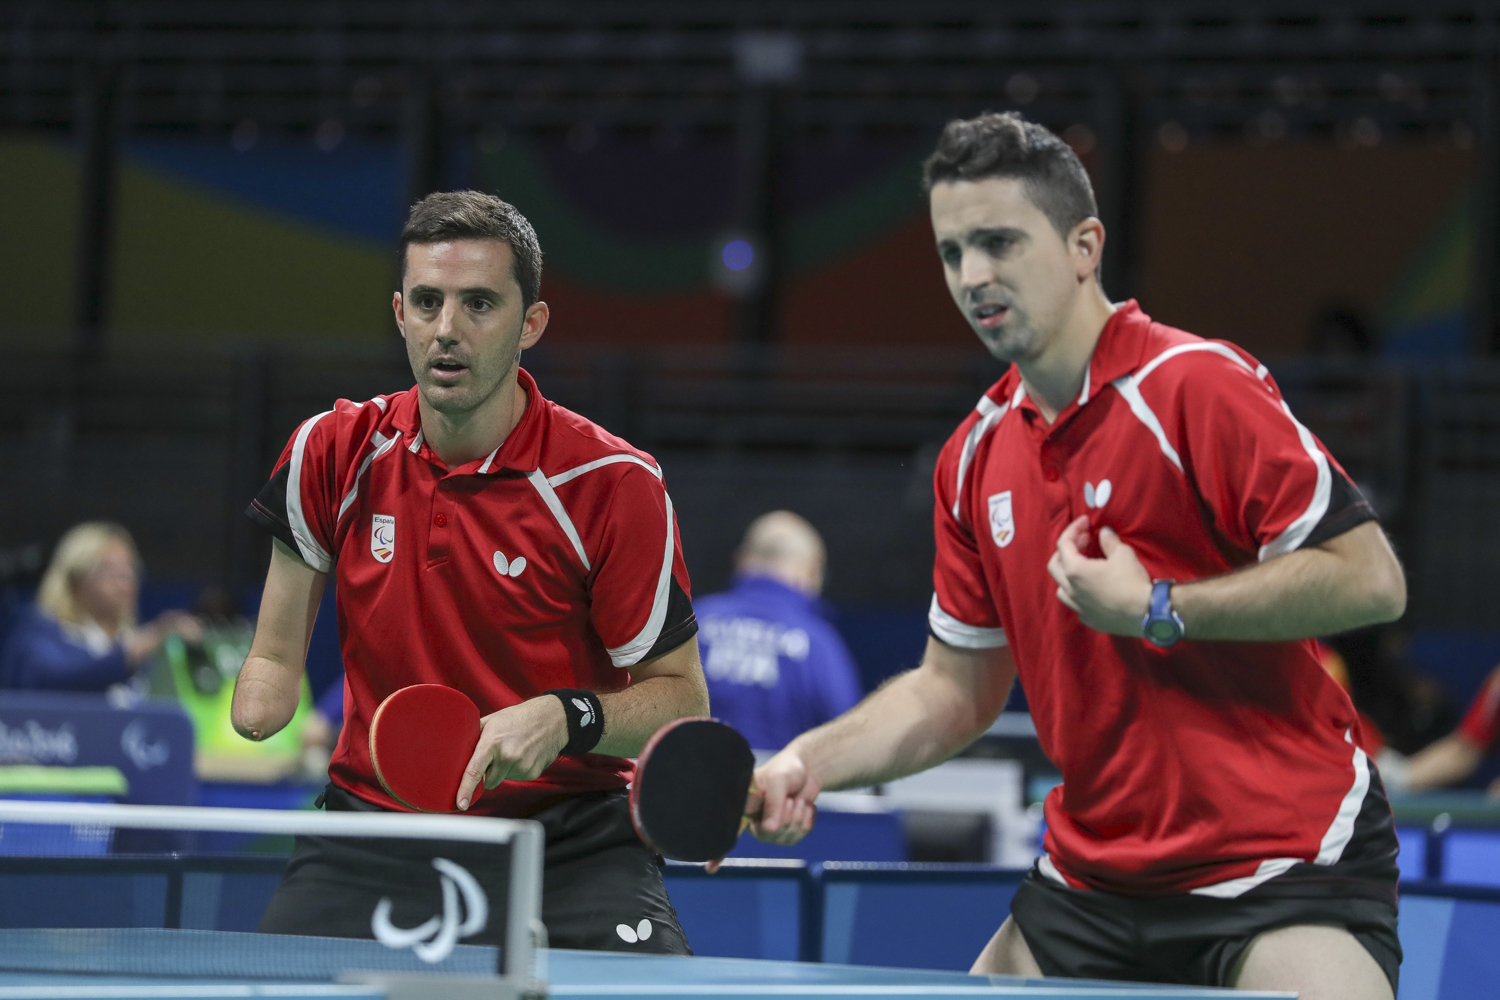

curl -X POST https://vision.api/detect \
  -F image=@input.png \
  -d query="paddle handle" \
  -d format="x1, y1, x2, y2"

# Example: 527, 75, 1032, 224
736, 780, 762, 836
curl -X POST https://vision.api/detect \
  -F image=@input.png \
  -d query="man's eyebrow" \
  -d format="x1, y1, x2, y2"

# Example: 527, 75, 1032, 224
964, 226, 1028, 245
407, 285, 504, 298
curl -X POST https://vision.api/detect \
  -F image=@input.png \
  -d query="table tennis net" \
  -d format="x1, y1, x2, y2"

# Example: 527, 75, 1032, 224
0, 800, 545, 988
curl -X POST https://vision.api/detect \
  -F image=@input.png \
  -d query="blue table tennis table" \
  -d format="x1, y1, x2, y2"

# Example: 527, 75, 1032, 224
0, 928, 1291, 1000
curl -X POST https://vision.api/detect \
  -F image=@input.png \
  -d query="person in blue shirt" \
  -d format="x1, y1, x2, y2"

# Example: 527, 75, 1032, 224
695, 511, 862, 751
0, 522, 199, 692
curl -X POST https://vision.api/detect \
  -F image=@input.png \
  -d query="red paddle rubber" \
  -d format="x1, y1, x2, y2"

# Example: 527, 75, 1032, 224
369, 684, 483, 813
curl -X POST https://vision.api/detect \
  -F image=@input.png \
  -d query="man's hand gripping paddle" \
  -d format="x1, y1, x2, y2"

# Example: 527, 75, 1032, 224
629, 718, 755, 863
369, 684, 484, 813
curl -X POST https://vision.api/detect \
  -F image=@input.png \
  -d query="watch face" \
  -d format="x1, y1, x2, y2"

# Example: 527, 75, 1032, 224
1148, 620, 1177, 644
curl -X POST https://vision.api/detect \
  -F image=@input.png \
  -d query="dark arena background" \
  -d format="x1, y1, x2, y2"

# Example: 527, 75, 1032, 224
1, 3, 1500, 992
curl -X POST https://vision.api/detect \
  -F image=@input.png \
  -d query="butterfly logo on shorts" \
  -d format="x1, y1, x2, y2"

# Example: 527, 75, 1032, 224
616, 918, 653, 944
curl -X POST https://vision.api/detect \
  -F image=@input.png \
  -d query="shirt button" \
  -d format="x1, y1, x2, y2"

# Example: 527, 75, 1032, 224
1043, 467, 1060, 483
434, 513, 448, 527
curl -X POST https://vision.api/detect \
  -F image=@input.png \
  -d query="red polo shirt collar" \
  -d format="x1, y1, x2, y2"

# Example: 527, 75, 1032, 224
1013, 300, 1152, 428
389, 367, 547, 476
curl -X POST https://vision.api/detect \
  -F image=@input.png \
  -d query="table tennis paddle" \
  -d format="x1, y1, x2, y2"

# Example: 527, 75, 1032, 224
629, 717, 755, 863
369, 684, 483, 813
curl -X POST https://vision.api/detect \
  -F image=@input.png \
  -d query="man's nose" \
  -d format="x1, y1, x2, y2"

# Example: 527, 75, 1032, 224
434, 301, 461, 343
959, 247, 994, 292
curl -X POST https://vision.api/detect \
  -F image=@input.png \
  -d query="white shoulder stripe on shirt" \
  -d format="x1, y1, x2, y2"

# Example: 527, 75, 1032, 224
1113, 343, 1332, 559
1257, 400, 1333, 561
927, 594, 1008, 649
527, 470, 591, 572
952, 386, 1024, 521
336, 430, 399, 522
548, 453, 662, 488
1109, 375, 1184, 472
605, 491, 679, 668
286, 410, 335, 573
1134, 341, 1255, 383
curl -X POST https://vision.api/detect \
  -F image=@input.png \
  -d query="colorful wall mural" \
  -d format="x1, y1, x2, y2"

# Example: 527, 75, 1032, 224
1140, 143, 1473, 357
0, 130, 1476, 358
0, 138, 79, 336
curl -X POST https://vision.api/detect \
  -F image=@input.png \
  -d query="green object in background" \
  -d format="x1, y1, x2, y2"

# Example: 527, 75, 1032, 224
0, 766, 128, 797
163, 629, 312, 760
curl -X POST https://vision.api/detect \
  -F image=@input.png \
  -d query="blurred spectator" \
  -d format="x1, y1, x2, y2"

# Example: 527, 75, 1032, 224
0, 522, 199, 692
1381, 664, 1500, 798
695, 511, 862, 751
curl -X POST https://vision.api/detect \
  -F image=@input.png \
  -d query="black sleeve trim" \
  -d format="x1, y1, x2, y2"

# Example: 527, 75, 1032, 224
245, 462, 300, 555
1302, 466, 1379, 549
641, 576, 699, 663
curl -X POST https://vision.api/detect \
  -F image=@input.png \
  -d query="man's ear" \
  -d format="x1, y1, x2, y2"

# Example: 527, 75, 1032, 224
1071, 218, 1106, 281
392, 291, 406, 339
520, 301, 550, 350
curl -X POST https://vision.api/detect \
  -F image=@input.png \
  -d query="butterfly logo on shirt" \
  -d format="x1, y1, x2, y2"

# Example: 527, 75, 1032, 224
1084, 480, 1112, 510
492, 550, 528, 578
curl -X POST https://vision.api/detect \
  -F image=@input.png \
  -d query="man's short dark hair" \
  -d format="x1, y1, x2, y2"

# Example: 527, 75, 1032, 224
922, 112, 1099, 241
400, 191, 543, 307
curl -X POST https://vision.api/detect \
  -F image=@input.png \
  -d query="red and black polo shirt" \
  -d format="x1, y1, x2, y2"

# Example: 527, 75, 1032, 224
248, 368, 697, 817
931, 301, 1380, 897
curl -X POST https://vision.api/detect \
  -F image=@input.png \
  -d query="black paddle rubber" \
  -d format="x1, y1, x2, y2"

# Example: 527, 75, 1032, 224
630, 718, 755, 863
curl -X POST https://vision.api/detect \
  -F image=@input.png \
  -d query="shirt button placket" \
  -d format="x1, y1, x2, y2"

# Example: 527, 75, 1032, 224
429, 489, 453, 564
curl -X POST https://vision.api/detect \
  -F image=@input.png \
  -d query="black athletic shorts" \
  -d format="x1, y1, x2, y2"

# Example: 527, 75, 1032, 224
258, 784, 691, 955
1010, 766, 1402, 994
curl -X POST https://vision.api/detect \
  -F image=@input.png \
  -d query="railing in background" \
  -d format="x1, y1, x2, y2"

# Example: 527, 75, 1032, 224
1, 344, 1498, 626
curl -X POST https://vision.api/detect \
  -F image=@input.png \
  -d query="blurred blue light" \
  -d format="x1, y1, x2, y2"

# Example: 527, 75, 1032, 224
721, 239, 755, 272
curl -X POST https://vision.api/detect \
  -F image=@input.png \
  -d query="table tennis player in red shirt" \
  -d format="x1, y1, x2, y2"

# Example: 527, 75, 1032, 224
1382, 663, 1500, 796
230, 190, 708, 955
737, 113, 1408, 1000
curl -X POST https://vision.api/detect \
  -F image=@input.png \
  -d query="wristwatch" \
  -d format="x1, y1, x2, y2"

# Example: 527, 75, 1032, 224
1142, 580, 1185, 647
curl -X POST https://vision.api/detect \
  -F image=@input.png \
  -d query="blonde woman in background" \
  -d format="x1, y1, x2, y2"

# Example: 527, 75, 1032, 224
0, 522, 200, 691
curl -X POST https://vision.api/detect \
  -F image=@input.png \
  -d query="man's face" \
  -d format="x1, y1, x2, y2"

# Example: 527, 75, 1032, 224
930, 177, 1085, 364
394, 239, 547, 417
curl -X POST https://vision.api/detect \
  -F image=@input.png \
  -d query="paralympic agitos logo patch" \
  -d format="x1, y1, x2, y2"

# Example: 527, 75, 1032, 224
988, 491, 1015, 548
371, 514, 395, 563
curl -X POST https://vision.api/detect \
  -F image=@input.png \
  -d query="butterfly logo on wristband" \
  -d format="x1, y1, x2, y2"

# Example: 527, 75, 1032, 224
572, 698, 594, 729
